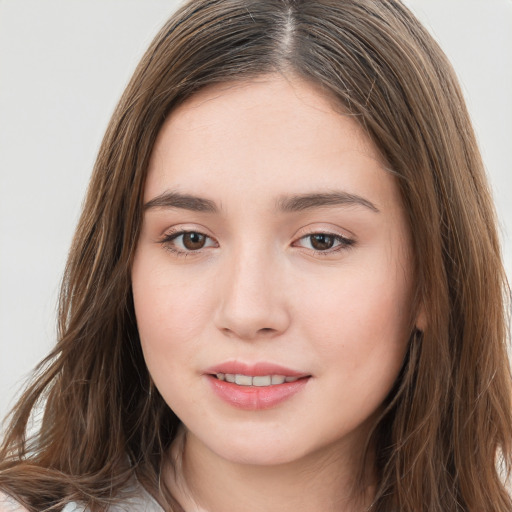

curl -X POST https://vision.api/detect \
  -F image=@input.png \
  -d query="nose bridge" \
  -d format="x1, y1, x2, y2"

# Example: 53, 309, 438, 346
214, 238, 290, 339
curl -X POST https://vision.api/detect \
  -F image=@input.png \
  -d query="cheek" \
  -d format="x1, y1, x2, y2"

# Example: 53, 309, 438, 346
296, 254, 413, 388
295, 273, 411, 435
131, 255, 214, 378
132, 266, 218, 419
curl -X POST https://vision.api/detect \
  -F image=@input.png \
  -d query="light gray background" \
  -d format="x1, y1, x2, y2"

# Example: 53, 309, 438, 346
1, 0, 511, 423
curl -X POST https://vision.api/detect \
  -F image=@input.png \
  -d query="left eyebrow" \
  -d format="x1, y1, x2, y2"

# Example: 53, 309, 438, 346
276, 191, 380, 213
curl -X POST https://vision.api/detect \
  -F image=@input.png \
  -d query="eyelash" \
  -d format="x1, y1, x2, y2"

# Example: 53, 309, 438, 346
294, 232, 355, 254
159, 229, 355, 257
159, 230, 218, 257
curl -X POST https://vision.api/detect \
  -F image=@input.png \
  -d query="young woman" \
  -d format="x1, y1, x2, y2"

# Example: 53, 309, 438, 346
1, 0, 511, 510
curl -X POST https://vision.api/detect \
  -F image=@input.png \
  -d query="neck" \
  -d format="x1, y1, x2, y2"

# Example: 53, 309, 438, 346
166, 427, 376, 512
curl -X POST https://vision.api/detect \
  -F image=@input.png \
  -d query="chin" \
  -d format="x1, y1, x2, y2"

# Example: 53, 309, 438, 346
216, 442, 304, 466
189, 424, 307, 466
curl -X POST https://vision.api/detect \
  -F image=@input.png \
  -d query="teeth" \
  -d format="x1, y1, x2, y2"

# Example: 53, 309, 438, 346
215, 373, 301, 387
253, 376, 271, 387
235, 374, 253, 386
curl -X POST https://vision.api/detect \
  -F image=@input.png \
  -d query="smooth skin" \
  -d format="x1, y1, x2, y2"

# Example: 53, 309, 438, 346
132, 74, 423, 511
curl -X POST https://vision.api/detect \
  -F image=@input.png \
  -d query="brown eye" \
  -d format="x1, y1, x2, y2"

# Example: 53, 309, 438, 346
182, 232, 207, 250
295, 232, 355, 253
309, 234, 336, 250
161, 230, 217, 256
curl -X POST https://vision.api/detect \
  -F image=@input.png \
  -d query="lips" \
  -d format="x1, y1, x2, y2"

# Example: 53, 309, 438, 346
204, 361, 308, 378
204, 361, 311, 410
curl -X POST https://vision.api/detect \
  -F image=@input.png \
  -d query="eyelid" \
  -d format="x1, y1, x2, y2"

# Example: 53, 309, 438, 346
293, 223, 355, 242
158, 222, 214, 238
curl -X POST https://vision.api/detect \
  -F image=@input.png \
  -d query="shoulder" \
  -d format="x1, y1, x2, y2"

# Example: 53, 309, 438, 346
106, 486, 163, 512
0, 492, 29, 512
0, 486, 163, 512
0, 492, 84, 512
0, 492, 86, 512
101, 489, 163, 512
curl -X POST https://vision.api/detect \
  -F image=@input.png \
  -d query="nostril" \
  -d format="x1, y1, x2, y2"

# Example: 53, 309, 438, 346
214, 297, 291, 340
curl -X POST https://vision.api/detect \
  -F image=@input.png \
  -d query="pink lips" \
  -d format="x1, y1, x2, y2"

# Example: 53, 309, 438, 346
204, 361, 311, 410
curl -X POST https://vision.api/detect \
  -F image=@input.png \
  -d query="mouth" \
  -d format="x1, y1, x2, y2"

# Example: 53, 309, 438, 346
212, 373, 306, 387
205, 363, 311, 410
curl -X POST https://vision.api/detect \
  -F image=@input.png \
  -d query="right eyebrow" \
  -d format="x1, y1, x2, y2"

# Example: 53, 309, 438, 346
143, 190, 218, 213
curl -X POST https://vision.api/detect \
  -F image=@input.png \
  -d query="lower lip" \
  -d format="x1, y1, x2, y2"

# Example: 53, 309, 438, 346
206, 375, 310, 410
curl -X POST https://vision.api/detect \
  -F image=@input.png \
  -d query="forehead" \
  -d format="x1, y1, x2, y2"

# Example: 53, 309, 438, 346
145, 74, 397, 211
152, 75, 382, 160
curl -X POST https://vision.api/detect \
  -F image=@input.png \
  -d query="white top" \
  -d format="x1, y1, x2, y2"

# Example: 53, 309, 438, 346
0, 483, 163, 512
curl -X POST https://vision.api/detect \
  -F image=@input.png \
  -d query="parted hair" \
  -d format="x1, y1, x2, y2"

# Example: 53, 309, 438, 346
1, 0, 511, 510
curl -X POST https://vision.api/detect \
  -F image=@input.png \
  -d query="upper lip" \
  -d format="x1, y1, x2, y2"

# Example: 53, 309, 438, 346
204, 361, 309, 378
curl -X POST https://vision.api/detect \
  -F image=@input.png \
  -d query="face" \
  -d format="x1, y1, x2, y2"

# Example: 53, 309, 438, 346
132, 75, 418, 467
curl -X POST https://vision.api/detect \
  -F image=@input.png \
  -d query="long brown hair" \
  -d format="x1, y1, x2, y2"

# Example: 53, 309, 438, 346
1, 1, 510, 510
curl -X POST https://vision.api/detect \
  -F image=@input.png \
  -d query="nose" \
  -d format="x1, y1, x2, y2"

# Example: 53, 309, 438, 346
214, 248, 291, 341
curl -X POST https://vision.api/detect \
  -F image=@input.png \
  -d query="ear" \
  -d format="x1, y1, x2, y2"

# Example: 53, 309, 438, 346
414, 300, 427, 332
